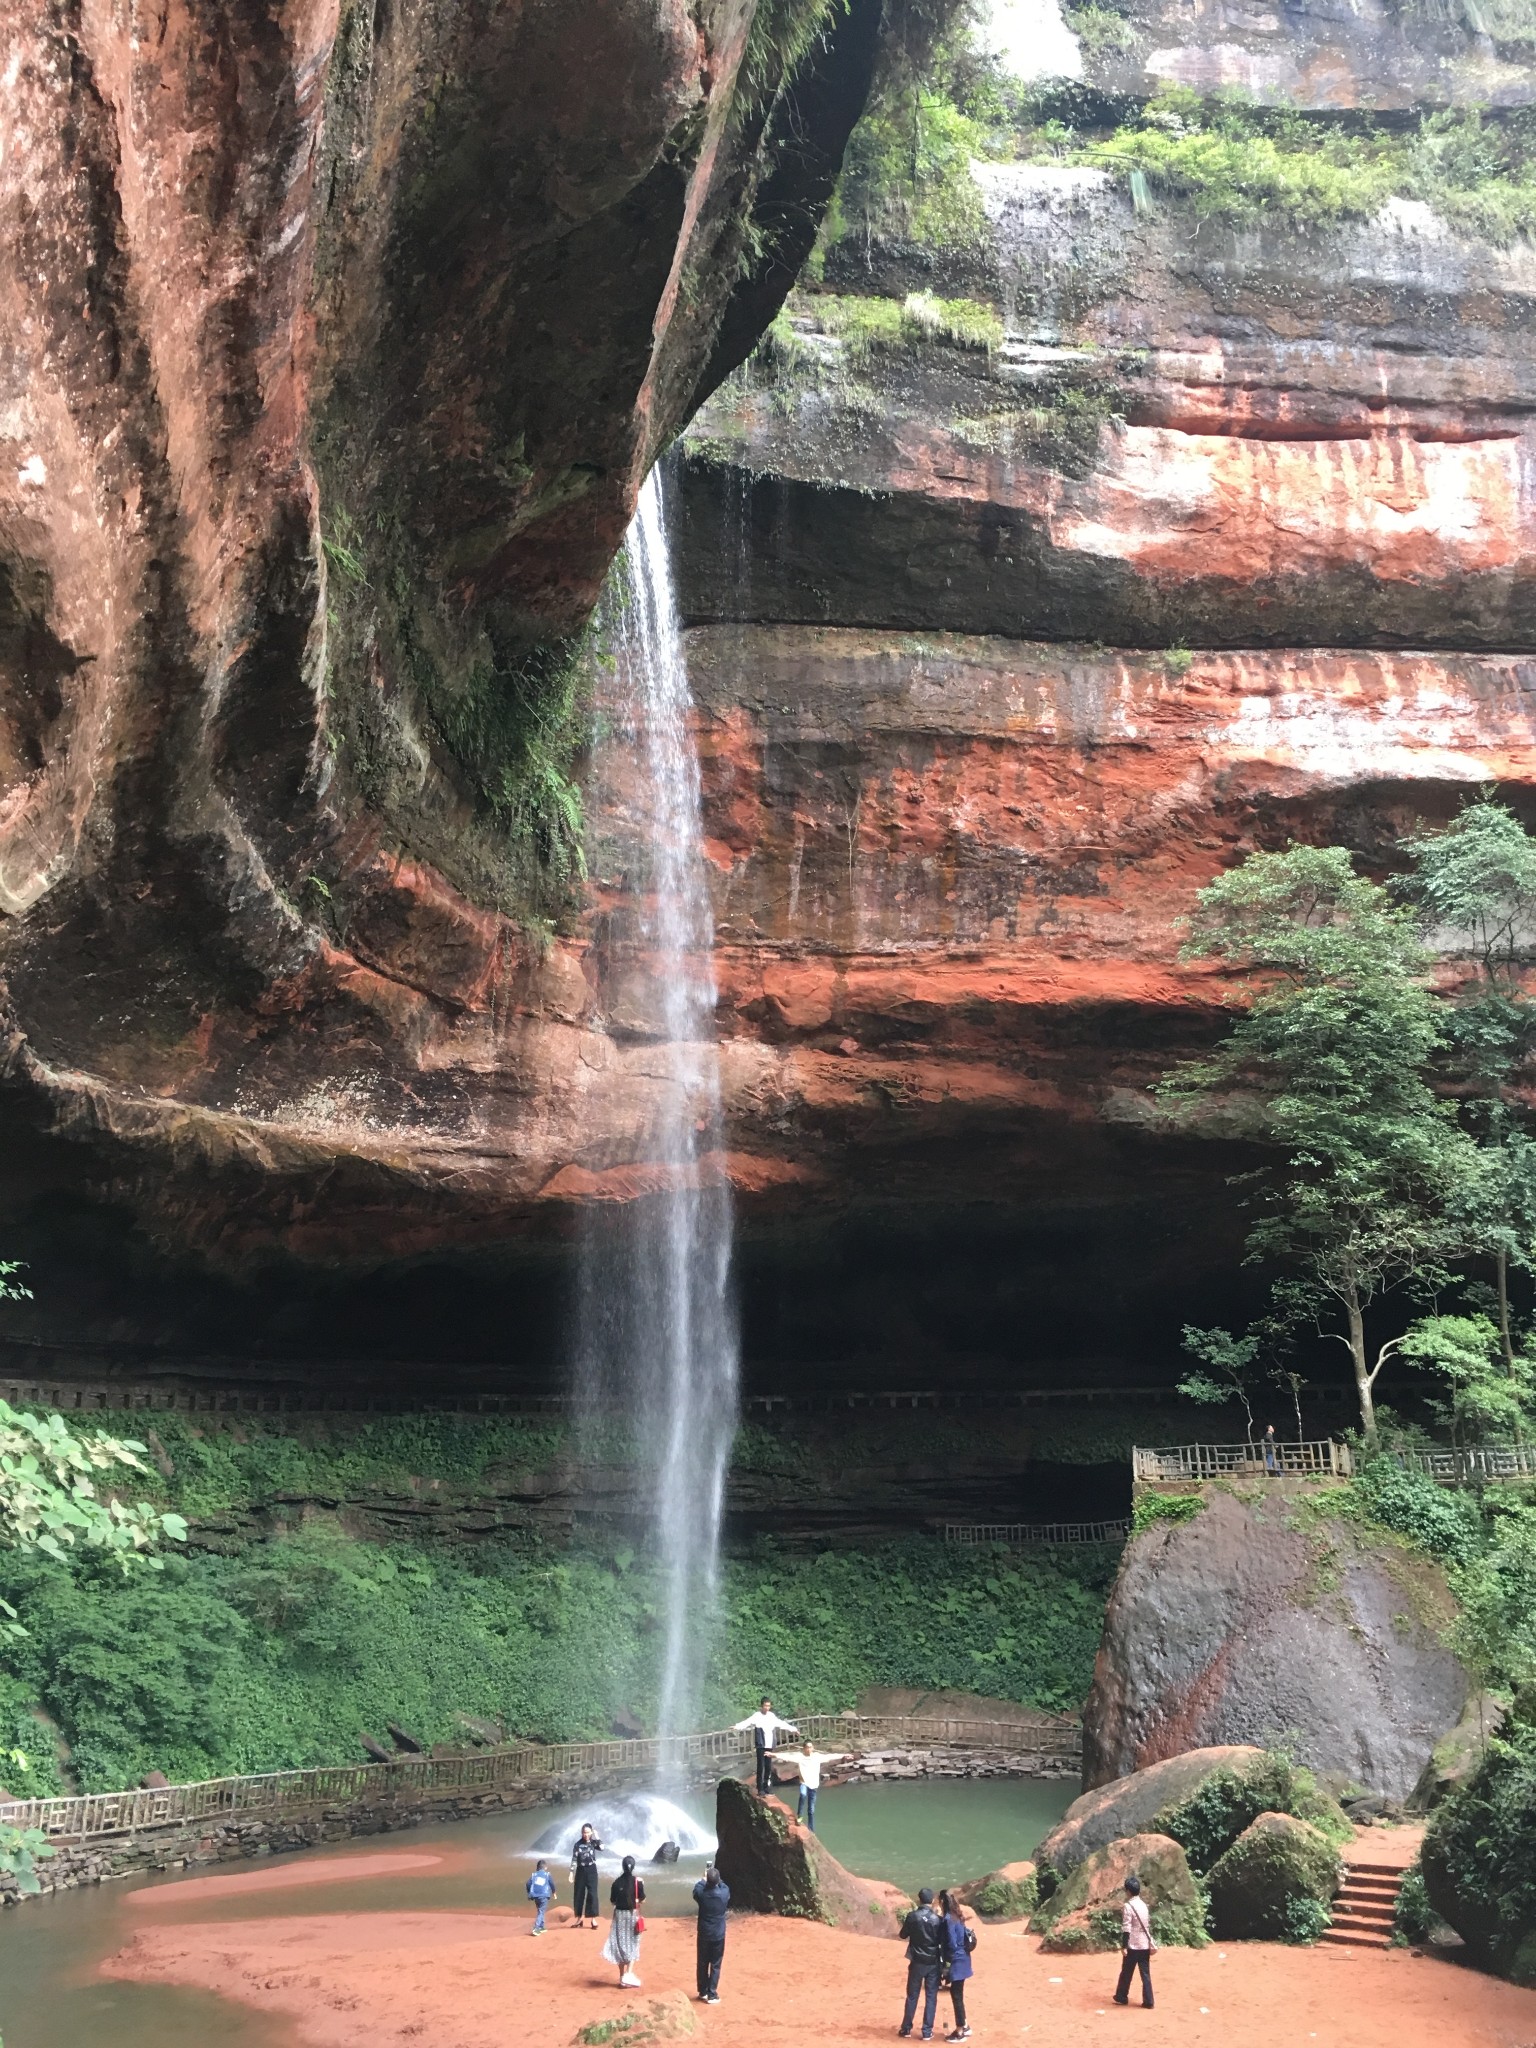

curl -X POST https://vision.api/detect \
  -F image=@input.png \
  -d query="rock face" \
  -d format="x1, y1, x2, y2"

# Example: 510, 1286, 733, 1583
1037, 1745, 1264, 1878
1083, 1490, 1470, 1799
713, 1775, 904, 1934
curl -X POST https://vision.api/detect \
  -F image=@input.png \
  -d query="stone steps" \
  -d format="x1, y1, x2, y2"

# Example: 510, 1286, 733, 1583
1320, 1859, 1408, 1949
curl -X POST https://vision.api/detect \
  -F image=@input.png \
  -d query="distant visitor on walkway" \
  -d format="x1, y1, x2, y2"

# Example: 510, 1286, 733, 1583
899, 1886, 947, 2041
1113, 1874, 1156, 2010
693, 1861, 730, 2002
794, 1738, 846, 1831
603, 1854, 646, 1988
735, 1696, 799, 1794
938, 1888, 975, 2041
570, 1823, 603, 1928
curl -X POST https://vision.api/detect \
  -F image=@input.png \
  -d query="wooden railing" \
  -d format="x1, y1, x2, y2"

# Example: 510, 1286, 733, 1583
0, 1713, 1080, 1843
1132, 1440, 1353, 1484
942, 1519, 1130, 1545
1397, 1443, 1536, 1483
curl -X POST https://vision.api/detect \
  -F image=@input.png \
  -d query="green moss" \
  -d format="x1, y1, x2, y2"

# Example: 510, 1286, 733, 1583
1155, 1752, 1352, 1870
1064, 3, 1138, 56
1131, 1490, 1204, 1536
1206, 1813, 1342, 1942
808, 291, 1001, 363
974, 1871, 1038, 1918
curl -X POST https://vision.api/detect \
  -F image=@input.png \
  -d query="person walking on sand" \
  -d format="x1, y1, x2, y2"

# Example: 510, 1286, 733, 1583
793, 1739, 845, 1832
1113, 1874, 1156, 2009
526, 1858, 556, 1935
898, 1887, 947, 2041
937, 1889, 975, 2041
734, 1695, 799, 1795
569, 1822, 603, 1929
603, 1854, 646, 1988
693, 1861, 731, 2003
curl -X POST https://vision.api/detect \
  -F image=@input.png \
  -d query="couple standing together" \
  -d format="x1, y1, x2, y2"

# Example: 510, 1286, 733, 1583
734, 1698, 843, 1830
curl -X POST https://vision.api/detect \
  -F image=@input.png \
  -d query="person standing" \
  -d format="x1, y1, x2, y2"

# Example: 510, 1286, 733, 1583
526, 1858, 556, 1935
1113, 1874, 1156, 2009
1262, 1423, 1280, 1475
937, 1889, 975, 2041
793, 1739, 846, 1832
693, 1862, 731, 2003
734, 1696, 799, 1795
569, 1823, 603, 1929
898, 1887, 946, 2040
602, 1854, 646, 1988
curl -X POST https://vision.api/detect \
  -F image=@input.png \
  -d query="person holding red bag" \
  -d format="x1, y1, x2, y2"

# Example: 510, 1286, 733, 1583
603, 1855, 646, 1988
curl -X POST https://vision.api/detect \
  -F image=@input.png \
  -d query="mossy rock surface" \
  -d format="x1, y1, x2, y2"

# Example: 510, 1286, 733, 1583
1154, 1751, 1352, 1870
1031, 1831, 1205, 1953
1037, 1746, 1264, 1879
713, 1777, 904, 1937
1206, 1812, 1342, 1941
955, 1860, 1037, 1920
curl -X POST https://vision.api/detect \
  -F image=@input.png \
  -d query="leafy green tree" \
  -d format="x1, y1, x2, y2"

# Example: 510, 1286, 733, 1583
1399, 1312, 1536, 1445
1177, 1325, 1261, 1439
1403, 796, 1536, 1372
1162, 846, 1482, 1439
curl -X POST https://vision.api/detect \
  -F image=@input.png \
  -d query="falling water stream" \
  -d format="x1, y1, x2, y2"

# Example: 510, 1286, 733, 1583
576, 466, 740, 1743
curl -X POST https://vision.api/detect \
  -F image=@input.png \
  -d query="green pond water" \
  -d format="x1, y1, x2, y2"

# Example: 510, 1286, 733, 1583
0, 1776, 1075, 2048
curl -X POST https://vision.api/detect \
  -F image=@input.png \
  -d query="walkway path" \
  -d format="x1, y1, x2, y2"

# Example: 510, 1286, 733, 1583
1323, 1824, 1423, 1952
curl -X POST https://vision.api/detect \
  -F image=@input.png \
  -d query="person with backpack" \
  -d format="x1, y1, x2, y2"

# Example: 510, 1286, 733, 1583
1113, 1874, 1157, 2009
602, 1854, 646, 1988
525, 1858, 556, 1935
692, 1862, 731, 2002
898, 1887, 947, 2040
937, 1889, 975, 2041
569, 1822, 603, 1929
733, 1696, 799, 1795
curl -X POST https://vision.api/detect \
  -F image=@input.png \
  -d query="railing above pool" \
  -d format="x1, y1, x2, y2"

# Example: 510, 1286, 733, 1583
1131, 1439, 1353, 1483
0, 1712, 1081, 1842
942, 1519, 1130, 1545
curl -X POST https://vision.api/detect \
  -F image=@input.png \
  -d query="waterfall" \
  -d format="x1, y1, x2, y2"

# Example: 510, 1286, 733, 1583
576, 466, 740, 1743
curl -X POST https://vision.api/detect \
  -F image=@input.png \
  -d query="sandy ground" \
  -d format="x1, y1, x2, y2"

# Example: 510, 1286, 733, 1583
103, 1903, 1536, 2048
124, 1851, 450, 1907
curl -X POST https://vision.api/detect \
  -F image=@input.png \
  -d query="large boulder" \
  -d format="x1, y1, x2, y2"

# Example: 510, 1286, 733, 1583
954, 1861, 1037, 1921
1206, 1813, 1343, 1942
713, 1777, 904, 1937
1037, 1747, 1264, 1880
1031, 1833, 1205, 1953
1152, 1751, 1351, 1871
1084, 1488, 1471, 1798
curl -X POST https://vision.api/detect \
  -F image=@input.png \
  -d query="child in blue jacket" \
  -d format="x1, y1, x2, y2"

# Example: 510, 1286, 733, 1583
527, 1858, 557, 1934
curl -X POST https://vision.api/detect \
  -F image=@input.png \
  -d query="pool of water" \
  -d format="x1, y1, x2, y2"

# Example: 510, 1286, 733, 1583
0, 1775, 1075, 2048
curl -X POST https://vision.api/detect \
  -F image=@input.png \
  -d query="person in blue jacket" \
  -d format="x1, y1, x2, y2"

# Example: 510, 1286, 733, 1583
693, 1862, 731, 2002
937, 1888, 975, 2041
526, 1858, 556, 1935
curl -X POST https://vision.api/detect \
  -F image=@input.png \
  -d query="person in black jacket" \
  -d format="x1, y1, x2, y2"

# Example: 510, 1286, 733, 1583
569, 1823, 602, 1928
693, 1863, 731, 2002
898, 1888, 946, 2040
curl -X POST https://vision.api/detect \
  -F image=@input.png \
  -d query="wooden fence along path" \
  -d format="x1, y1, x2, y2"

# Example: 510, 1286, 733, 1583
1397, 1443, 1536, 1482
0, 1713, 1082, 1843
1131, 1440, 1353, 1483
942, 1519, 1130, 1545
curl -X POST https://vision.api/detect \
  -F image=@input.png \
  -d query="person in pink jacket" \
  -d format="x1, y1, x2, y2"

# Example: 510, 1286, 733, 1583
1113, 1874, 1156, 2009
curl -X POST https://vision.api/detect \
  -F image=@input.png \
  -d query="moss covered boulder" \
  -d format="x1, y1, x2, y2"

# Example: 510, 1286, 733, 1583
955, 1860, 1037, 1920
1206, 1813, 1342, 1941
714, 1777, 904, 1936
1031, 1833, 1205, 1953
1037, 1747, 1264, 1882
1153, 1750, 1352, 1871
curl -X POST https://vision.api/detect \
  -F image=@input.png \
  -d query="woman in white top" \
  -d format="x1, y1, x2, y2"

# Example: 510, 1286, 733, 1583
1113, 1875, 1156, 2009
791, 1740, 845, 1832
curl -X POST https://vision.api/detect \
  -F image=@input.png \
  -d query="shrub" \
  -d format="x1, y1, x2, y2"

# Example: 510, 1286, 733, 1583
1394, 1864, 1434, 1945
1283, 1894, 1331, 1944
1421, 1718, 1536, 1983
1130, 1491, 1203, 1537
1206, 1813, 1342, 1941
1155, 1751, 1351, 1870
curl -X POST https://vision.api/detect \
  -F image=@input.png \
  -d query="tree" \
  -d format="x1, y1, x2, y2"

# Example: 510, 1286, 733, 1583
1403, 796, 1536, 1373
1177, 1325, 1261, 1440
1399, 1313, 1536, 1446
1162, 846, 1482, 1439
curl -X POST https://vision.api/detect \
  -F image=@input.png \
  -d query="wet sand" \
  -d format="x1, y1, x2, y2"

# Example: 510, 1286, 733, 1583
125, 1852, 450, 1907
103, 1902, 1536, 2048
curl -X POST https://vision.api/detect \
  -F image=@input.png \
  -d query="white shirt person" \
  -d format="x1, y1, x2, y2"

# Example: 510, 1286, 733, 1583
734, 1698, 799, 1792
791, 1741, 845, 1830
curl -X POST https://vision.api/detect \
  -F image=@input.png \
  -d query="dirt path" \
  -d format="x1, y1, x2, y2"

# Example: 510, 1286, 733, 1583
103, 1903, 1536, 2048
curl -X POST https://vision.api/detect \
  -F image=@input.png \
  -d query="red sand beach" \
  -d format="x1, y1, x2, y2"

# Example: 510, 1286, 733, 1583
124, 1850, 450, 1906
103, 1903, 1536, 2048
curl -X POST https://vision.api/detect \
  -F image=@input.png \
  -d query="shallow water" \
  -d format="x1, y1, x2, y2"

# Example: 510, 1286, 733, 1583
0, 1776, 1074, 2048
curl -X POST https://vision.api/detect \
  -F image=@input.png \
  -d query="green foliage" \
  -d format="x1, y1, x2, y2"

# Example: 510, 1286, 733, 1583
1064, 3, 1138, 56
1449, 1494, 1536, 1694
1400, 1314, 1536, 1444
1179, 1325, 1261, 1435
0, 1821, 53, 1897
1155, 1752, 1351, 1871
1422, 1717, 1536, 1979
1348, 1456, 1483, 1566
802, 291, 1000, 364
1130, 1490, 1204, 1536
0, 1529, 1111, 1793
1206, 1812, 1343, 1941
1282, 1893, 1331, 1944
1162, 844, 1482, 1435
0, 1397, 186, 1571
1162, 645, 1194, 678
1394, 1863, 1434, 1944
